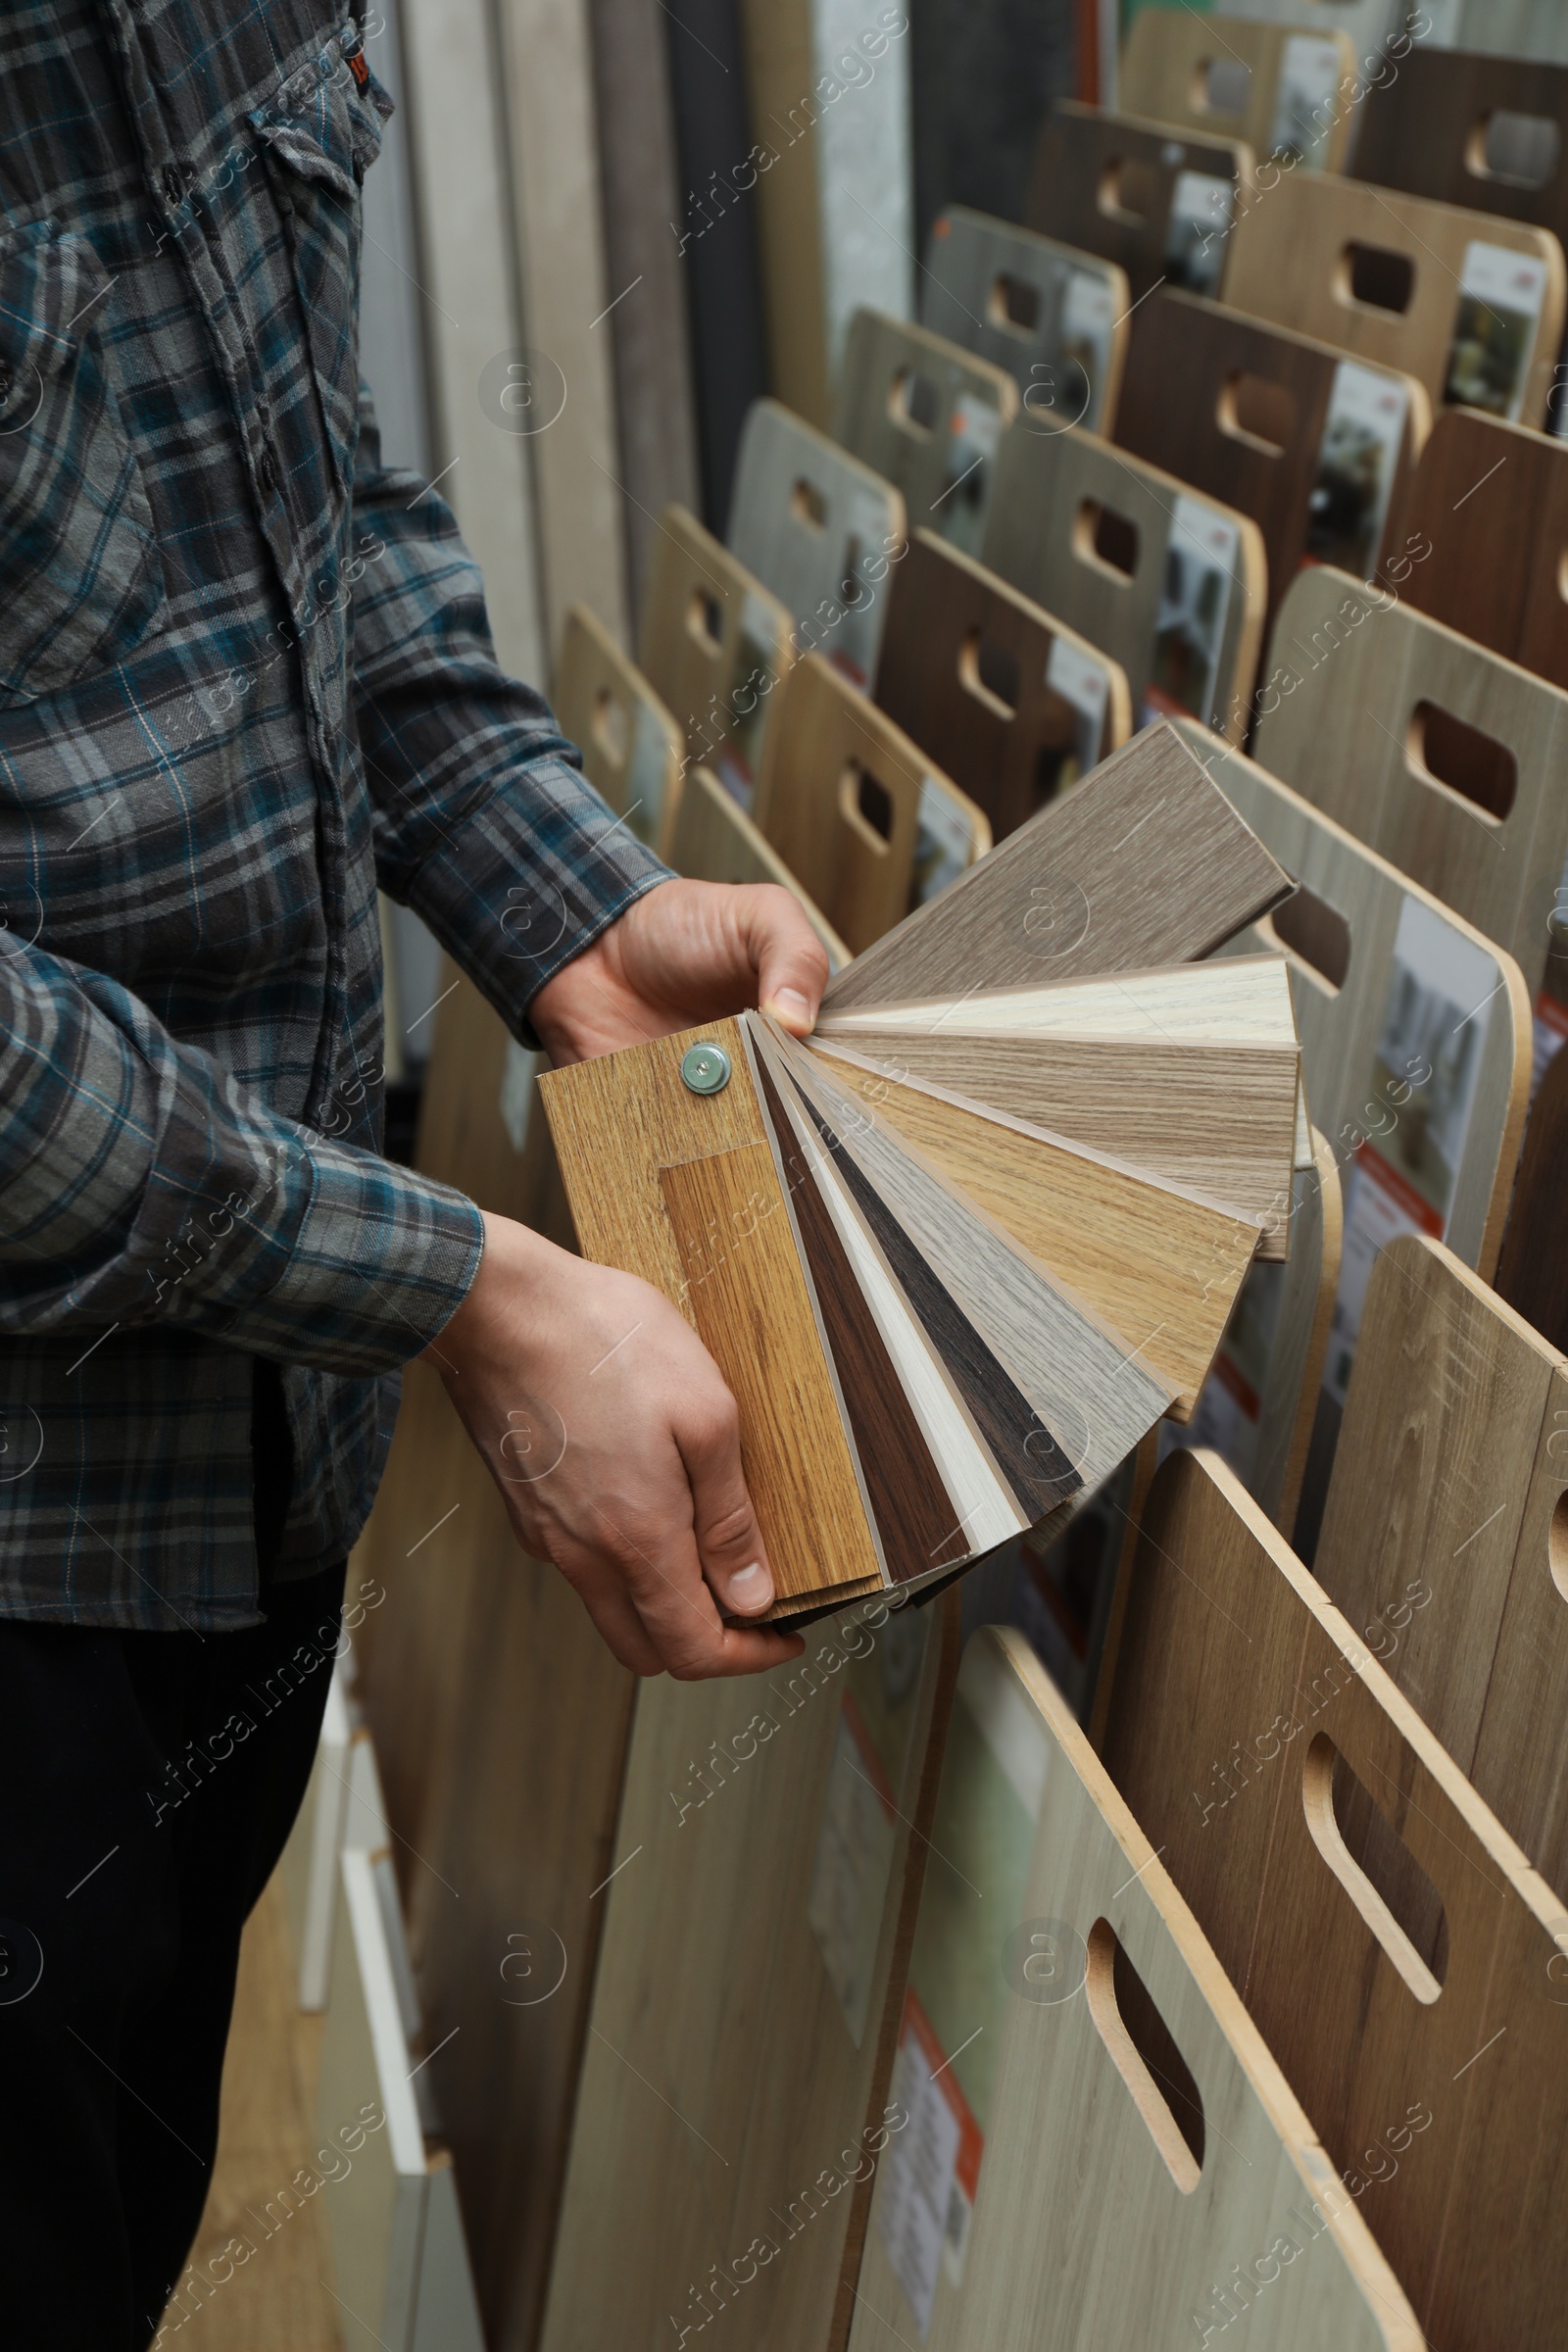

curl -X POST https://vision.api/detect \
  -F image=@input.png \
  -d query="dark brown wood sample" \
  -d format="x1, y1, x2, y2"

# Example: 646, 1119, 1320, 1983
1025, 101, 1252, 304
1494, 1038, 1568, 1356
1351, 45, 1568, 253
819, 717, 1293, 1014
1395, 407, 1568, 692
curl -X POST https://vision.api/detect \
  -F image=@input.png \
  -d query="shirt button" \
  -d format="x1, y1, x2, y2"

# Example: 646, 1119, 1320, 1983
163, 162, 186, 205
258, 445, 278, 498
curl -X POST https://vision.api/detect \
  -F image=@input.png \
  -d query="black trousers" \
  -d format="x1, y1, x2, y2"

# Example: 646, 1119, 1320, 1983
0, 1554, 346, 2350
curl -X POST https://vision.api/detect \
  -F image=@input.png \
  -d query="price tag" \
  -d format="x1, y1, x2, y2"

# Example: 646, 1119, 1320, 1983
1446, 242, 1550, 422
1269, 35, 1344, 169
1307, 361, 1409, 580
1165, 170, 1233, 296
1143, 495, 1241, 732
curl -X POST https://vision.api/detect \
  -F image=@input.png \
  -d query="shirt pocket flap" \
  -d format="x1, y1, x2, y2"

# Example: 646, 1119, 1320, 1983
0, 222, 114, 414
250, 52, 390, 199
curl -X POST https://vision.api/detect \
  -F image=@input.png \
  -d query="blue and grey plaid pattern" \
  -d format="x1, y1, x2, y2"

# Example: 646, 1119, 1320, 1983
0, 1, 667, 1628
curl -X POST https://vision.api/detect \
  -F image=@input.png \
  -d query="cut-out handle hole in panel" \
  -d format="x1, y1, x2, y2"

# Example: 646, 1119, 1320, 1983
1466, 111, 1561, 190
1073, 499, 1140, 580
889, 366, 942, 438
591, 688, 628, 767
1405, 701, 1517, 821
989, 272, 1042, 335
1265, 882, 1351, 993
1217, 372, 1296, 456
958, 629, 1019, 719
1337, 242, 1416, 316
1549, 1488, 1568, 1604
839, 760, 895, 852
1085, 1919, 1205, 2192
686, 588, 723, 658
1301, 1733, 1448, 2002
1098, 156, 1152, 225
1193, 58, 1251, 117
791, 477, 827, 532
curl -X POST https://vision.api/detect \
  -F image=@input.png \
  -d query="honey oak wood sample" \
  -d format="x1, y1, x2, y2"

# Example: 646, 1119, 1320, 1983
1119, 11, 1357, 172
980, 417, 1265, 742
832, 309, 1019, 559
1314, 1234, 1568, 1902
819, 720, 1292, 1014
1102, 1446, 1568, 2352
848, 1627, 1424, 2352
539, 1590, 961, 2352
636, 503, 795, 808
1224, 169, 1566, 433
1495, 1029, 1568, 1355
919, 207, 1129, 433
873, 528, 1131, 841
662, 762, 851, 969
1112, 291, 1430, 643
1252, 564, 1568, 999
552, 603, 684, 851
727, 398, 906, 693
1026, 102, 1254, 305
1394, 407, 1568, 693
1350, 43, 1568, 256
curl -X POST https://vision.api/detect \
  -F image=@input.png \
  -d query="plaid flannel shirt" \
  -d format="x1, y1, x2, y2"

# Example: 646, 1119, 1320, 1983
0, 1, 668, 1629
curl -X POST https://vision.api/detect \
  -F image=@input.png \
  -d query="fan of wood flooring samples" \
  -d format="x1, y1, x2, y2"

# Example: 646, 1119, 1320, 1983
919, 206, 1129, 434
552, 603, 683, 851
832, 309, 1019, 559
1101, 1446, 1568, 2352
1112, 290, 1429, 644
539, 723, 1301, 1620
636, 501, 795, 810
846, 1627, 1423, 2352
1223, 170, 1566, 432
1350, 43, 1568, 257
663, 762, 851, 968
874, 527, 1131, 841
1026, 102, 1254, 303
727, 397, 906, 692
979, 416, 1265, 743
1119, 10, 1357, 172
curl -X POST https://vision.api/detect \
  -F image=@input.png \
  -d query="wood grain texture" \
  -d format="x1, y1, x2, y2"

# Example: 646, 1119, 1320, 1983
874, 527, 1131, 840
1351, 43, 1568, 251
1102, 1446, 1568, 2352
552, 603, 684, 850
1119, 11, 1357, 170
823, 955, 1300, 1047
848, 1627, 1424, 2352
662, 762, 851, 969
1494, 1031, 1568, 1354
727, 398, 906, 692
636, 503, 795, 808
1252, 565, 1568, 1000
1395, 408, 1568, 694
1224, 170, 1566, 431
980, 416, 1266, 741
833, 309, 1019, 558
1026, 101, 1254, 305
919, 206, 1129, 431
1113, 291, 1429, 643
820, 719, 1292, 1013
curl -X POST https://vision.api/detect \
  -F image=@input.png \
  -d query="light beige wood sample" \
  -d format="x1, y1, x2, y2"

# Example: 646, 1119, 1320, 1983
921, 207, 1129, 432
1251, 567, 1568, 1001
848, 1626, 1423, 2352
980, 422, 1266, 743
1119, 11, 1358, 170
822, 955, 1299, 1047
539, 1590, 961, 2352
727, 398, 906, 693
1315, 1233, 1568, 1901
1105, 1446, 1568, 2352
832, 309, 1019, 556
636, 504, 796, 809
1224, 170, 1567, 432
552, 604, 683, 850
752, 652, 988, 956
662, 763, 851, 970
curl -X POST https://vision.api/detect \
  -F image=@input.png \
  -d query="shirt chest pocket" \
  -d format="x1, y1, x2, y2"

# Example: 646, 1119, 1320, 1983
251, 53, 391, 489
0, 223, 167, 709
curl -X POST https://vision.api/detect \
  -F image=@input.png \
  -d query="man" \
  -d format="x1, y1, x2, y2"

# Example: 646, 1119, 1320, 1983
0, 5, 811, 2342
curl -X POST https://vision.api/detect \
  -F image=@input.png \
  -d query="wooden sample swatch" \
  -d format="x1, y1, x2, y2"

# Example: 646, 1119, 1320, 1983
1351, 44, 1568, 258
820, 720, 1293, 1015
727, 398, 906, 692
1119, 11, 1357, 172
1101, 1446, 1568, 2352
662, 762, 851, 970
980, 417, 1265, 742
1315, 1234, 1568, 1900
1112, 291, 1429, 641
1224, 170, 1566, 432
848, 1627, 1423, 2352
873, 527, 1131, 841
1026, 101, 1253, 305
824, 954, 1299, 1049
636, 502, 795, 809
552, 603, 684, 850
919, 207, 1129, 433
1394, 407, 1568, 693
1495, 1030, 1568, 1356
832, 309, 1019, 559
1253, 564, 1568, 998
751, 651, 989, 956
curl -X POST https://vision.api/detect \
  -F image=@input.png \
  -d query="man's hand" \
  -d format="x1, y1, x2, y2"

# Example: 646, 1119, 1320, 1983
426, 1215, 805, 1678
529, 876, 829, 1065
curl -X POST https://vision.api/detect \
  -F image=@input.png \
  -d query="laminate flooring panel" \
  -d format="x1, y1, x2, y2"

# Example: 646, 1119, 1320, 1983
822, 956, 1300, 1046
832, 309, 1018, 560
919, 207, 1128, 432
1025, 102, 1252, 305
662, 762, 851, 970
1119, 11, 1357, 171
1395, 408, 1568, 692
551, 603, 683, 850
1101, 1446, 1568, 2352
1351, 44, 1568, 253
636, 503, 795, 809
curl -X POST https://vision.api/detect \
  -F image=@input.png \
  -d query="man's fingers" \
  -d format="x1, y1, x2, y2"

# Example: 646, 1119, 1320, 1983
743, 887, 829, 1036
675, 1391, 778, 1618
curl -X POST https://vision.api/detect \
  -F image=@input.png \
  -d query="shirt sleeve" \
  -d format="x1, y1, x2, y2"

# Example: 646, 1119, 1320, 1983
348, 383, 671, 1035
0, 931, 484, 1373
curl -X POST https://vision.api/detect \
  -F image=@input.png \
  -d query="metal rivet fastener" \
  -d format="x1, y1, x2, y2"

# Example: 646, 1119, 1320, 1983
680, 1041, 731, 1096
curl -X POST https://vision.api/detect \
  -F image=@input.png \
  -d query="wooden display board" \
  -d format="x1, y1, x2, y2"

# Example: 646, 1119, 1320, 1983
663, 764, 851, 967
1495, 1032, 1568, 1352
1119, 11, 1357, 171
538, 1591, 961, 2352
832, 309, 1019, 560
1102, 1447, 1568, 2352
1351, 42, 1568, 258
1394, 408, 1568, 689
1224, 170, 1566, 433
919, 208, 1129, 434
1112, 290, 1429, 644
847, 1626, 1422, 2352
636, 504, 795, 811
1026, 102, 1252, 304
980, 417, 1265, 744
1423, 0, 1568, 60
873, 528, 1131, 841
552, 604, 684, 851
